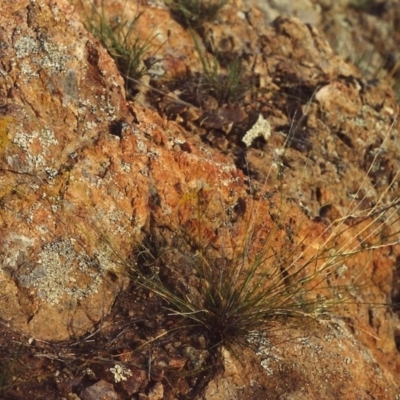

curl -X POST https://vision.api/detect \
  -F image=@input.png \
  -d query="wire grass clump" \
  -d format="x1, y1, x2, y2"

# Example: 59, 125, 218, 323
128, 156, 400, 351
196, 49, 248, 106
166, 0, 228, 30
159, 30, 252, 110
83, 1, 155, 99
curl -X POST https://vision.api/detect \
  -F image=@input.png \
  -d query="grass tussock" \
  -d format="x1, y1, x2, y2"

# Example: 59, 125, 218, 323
193, 37, 249, 105
127, 141, 400, 351
82, 1, 156, 99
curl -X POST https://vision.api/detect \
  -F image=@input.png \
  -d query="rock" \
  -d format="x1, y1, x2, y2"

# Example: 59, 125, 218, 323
148, 382, 164, 400
120, 367, 147, 396
81, 380, 120, 400
247, 0, 400, 88
0, 0, 247, 342
200, 319, 400, 400
1, 0, 400, 398
0, 0, 141, 341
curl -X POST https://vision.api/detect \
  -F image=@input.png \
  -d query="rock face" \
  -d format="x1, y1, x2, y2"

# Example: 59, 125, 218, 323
0, 0, 141, 340
1, 0, 400, 398
0, 0, 247, 342
202, 319, 399, 400
247, 0, 400, 86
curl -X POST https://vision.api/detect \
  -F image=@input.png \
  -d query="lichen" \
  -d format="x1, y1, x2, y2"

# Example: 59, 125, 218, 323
242, 114, 271, 147
110, 364, 132, 383
14, 36, 39, 59
12, 127, 58, 171
14, 31, 70, 77
16, 239, 105, 305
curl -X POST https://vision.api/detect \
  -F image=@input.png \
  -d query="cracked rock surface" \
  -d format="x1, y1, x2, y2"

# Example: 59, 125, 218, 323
1, 0, 400, 398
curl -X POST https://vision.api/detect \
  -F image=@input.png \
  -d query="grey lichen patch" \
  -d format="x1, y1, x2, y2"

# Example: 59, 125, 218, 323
246, 330, 276, 375
20, 61, 39, 81
14, 30, 70, 76
39, 127, 58, 147
38, 40, 69, 73
12, 126, 58, 172
13, 27, 120, 126
13, 127, 58, 151
90, 207, 133, 237
14, 36, 39, 59
13, 130, 33, 151
120, 160, 131, 172
16, 238, 110, 305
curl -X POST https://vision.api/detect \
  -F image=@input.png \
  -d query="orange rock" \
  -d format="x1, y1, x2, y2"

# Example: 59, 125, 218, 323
1, 0, 400, 397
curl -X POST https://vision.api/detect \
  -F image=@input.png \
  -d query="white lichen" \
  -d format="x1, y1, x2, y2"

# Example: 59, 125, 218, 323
13, 131, 33, 151
13, 127, 58, 154
38, 41, 69, 73
16, 238, 107, 305
242, 114, 271, 147
20, 61, 39, 81
14, 36, 39, 58
110, 364, 132, 383
40, 127, 58, 147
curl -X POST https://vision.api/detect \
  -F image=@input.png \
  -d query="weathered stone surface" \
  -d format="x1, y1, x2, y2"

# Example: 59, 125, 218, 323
0, 0, 143, 340
201, 319, 400, 400
0, 0, 247, 342
1, 0, 400, 398
81, 379, 120, 400
247, 0, 400, 87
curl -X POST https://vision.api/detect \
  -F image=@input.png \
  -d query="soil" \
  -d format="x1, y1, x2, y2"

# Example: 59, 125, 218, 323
0, 280, 221, 399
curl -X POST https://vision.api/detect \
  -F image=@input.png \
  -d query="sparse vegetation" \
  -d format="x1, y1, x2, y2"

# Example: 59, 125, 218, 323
2, 0, 400, 398
126, 139, 400, 353
193, 37, 249, 105
164, 0, 250, 106
82, 0, 251, 110
83, 1, 155, 99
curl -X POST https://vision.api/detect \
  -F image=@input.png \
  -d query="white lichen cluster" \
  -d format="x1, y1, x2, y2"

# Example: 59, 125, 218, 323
14, 36, 39, 59
12, 127, 59, 173
13, 130, 33, 151
242, 114, 271, 147
17, 238, 104, 305
20, 61, 39, 81
246, 331, 275, 375
120, 161, 132, 173
13, 127, 58, 151
110, 364, 132, 383
14, 31, 69, 74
